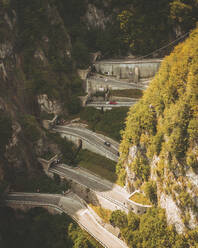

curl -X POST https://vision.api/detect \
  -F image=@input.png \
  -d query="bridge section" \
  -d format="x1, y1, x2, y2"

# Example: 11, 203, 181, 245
94, 59, 161, 81
50, 164, 151, 215
6, 192, 127, 248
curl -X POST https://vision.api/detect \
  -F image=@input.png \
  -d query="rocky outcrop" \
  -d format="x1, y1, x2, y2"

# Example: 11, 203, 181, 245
84, 4, 109, 29
37, 94, 62, 115
118, 29, 198, 234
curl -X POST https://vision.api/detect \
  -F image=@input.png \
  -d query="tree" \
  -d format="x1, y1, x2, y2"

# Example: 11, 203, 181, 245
143, 181, 157, 204
109, 210, 128, 228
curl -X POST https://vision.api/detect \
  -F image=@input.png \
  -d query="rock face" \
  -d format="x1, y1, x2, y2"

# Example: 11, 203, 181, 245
0, 2, 80, 179
37, 94, 62, 115
118, 28, 198, 233
84, 4, 109, 29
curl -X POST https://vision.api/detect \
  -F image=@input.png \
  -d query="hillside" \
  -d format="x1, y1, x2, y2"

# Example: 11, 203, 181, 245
0, 0, 198, 247
118, 28, 198, 233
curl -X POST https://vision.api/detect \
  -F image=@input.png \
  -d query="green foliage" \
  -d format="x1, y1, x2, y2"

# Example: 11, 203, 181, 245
109, 210, 128, 229
80, 107, 128, 141
0, 207, 101, 248
143, 181, 157, 204
186, 151, 198, 171
170, 0, 198, 31
19, 115, 41, 143
0, 111, 12, 155
110, 207, 198, 247
47, 133, 76, 164
178, 192, 193, 209
118, 28, 198, 204
68, 222, 101, 248
89, 204, 112, 223
127, 211, 140, 231
118, 1, 171, 55
130, 152, 150, 182
5, 164, 69, 194
130, 192, 151, 205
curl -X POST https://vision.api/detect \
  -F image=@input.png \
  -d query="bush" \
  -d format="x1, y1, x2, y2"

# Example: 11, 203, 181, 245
109, 210, 128, 229
143, 181, 157, 204
47, 133, 76, 164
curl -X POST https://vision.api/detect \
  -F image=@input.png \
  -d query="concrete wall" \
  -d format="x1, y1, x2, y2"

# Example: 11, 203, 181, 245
95, 61, 161, 80
69, 179, 128, 213
87, 78, 125, 93
6, 201, 63, 215
59, 174, 150, 215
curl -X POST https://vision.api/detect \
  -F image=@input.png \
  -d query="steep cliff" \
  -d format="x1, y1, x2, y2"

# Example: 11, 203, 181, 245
0, 0, 85, 187
117, 28, 198, 233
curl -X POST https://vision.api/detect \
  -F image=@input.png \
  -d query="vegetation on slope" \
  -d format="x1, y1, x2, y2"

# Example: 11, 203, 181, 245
118, 27, 198, 225
0, 207, 102, 248
80, 107, 129, 141
110, 208, 198, 248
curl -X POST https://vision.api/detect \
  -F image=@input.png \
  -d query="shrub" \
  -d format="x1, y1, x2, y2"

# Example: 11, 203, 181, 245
109, 210, 128, 229
143, 181, 157, 204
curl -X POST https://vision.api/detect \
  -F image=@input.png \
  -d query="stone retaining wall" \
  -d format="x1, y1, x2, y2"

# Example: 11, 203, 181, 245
95, 61, 161, 80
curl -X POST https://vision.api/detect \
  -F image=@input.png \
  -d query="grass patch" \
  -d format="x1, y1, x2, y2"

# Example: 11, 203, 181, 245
89, 204, 112, 223
76, 150, 117, 183
130, 192, 151, 205
110, 89, 143, 98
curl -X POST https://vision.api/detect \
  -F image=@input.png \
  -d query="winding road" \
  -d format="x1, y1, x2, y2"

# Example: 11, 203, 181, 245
6, 192, 128, 248
49, 164, 130, 211
87, 76, 149, 90
86, 100, 138, 108
53, 125, 119, 162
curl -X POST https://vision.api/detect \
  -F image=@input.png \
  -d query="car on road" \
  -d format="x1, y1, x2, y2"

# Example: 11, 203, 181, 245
109, 101, 117, 105
104, 141, 111, 147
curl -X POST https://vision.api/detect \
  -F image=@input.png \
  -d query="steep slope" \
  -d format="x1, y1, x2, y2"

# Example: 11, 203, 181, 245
0, 0, 84, 188
118, 28, 198, 233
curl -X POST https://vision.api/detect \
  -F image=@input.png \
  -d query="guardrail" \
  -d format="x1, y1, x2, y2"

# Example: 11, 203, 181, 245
53, 127, 118, 162
49, 167, 128, 213
87, 78, 146, 90
6, 196, 108, 248
66, 126, 119, 151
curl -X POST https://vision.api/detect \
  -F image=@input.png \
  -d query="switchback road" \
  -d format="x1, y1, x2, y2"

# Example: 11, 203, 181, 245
6, 192, 128, 248
49, 164, 130, 210
53, 125, 119, 161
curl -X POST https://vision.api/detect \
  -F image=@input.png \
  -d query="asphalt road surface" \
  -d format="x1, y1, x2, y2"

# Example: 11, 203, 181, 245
86, 101, 138, 108
53, 125, 119, 161
50, 164, 130, 209
7, 192, 128, 248
88, 76, 148, 90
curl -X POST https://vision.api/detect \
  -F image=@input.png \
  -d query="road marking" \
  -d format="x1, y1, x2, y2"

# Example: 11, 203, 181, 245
79, 209, 88, 216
